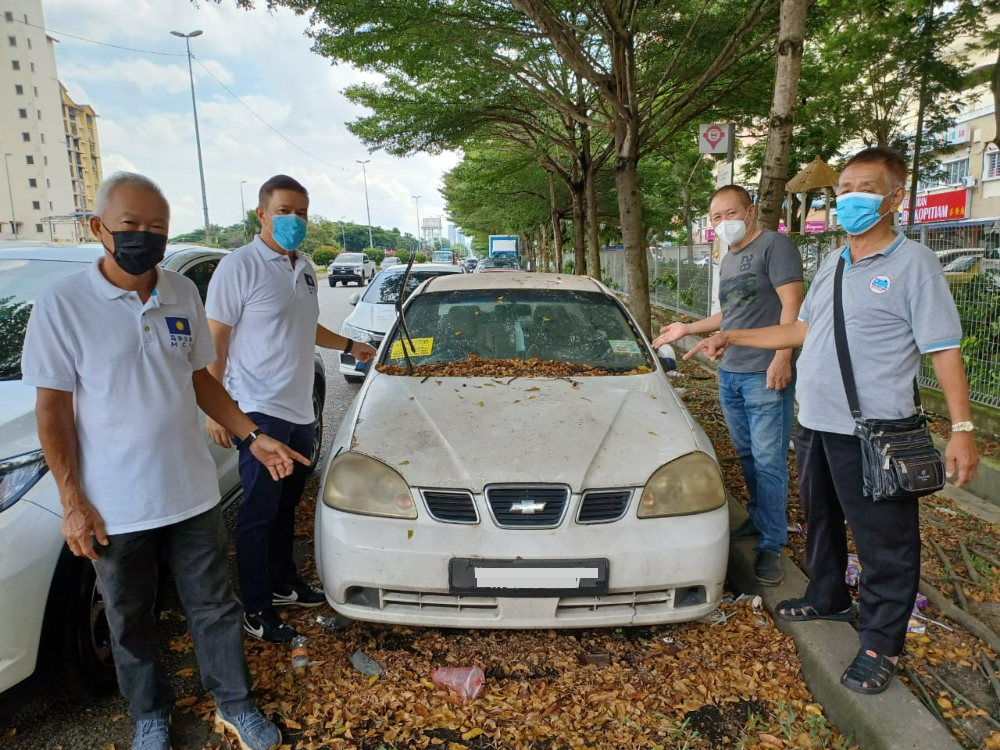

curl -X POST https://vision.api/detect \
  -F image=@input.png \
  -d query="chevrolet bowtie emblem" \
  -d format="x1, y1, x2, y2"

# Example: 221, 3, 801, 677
510, 500, 546, 514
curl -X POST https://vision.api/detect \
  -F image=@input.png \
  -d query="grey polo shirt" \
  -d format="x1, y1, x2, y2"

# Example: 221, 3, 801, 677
796, 232, 962, 436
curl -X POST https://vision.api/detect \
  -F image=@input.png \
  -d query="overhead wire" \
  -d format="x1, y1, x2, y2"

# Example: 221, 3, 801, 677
14, 18, 360, 173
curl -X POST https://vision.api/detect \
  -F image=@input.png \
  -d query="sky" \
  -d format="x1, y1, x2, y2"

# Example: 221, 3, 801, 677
42, 0, 461, 239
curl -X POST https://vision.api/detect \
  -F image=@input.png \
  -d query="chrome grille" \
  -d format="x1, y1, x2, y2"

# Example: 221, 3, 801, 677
485, 486, 569, 528
423, 491, 478, 524
577, 490, 632, 524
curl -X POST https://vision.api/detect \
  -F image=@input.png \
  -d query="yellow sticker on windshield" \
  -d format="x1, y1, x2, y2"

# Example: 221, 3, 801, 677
390, 338, 433, 358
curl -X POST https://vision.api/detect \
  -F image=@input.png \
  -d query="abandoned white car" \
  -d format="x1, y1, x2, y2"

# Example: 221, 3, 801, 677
315, 272, 728, 629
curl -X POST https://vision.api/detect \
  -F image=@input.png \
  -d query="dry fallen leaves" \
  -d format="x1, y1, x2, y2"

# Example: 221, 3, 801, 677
377, 355, 652, 379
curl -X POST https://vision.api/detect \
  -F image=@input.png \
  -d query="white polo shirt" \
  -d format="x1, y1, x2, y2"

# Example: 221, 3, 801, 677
21, 260, 221, 535
205, 236, 320, 425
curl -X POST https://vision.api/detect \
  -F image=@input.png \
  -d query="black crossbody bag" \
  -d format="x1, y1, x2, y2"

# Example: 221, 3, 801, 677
833, 255, 945, 502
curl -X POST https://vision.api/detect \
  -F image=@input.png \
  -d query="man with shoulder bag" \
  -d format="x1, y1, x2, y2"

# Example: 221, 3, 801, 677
686, 147, 979, 695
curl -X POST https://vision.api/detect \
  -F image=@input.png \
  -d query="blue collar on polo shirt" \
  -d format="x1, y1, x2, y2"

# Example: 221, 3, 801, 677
839, 230, 906, 270
87, 258, 176, 304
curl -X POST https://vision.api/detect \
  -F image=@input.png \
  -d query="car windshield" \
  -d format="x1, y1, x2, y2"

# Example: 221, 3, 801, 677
432, 251, 452, 262
335, 254, 365, 265
482, 256, 520, 269
0, 259, 90, 380
378, 289, 654, 376
944, 257, 977, 272
362, 269, 459, 305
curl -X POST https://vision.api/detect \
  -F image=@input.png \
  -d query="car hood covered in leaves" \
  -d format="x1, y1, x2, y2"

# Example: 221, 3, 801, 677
349, 371, 712, 491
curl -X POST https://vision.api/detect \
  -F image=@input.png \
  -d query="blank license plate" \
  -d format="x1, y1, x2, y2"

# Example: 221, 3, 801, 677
449, 558, 609, 597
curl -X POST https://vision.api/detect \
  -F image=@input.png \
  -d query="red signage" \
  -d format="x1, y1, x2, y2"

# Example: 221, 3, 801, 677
898, 189, 967, 224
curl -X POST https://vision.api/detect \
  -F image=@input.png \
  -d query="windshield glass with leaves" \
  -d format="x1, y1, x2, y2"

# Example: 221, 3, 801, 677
362, 269, 459, 305
0, 259, 90, 380
379, 289, 653, 376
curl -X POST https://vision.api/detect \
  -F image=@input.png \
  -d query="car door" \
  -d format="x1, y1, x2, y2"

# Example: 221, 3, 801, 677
177, 255, 243, 505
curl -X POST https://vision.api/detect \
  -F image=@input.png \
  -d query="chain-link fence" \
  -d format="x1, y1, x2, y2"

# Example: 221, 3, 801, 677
601, 225, 1000, 409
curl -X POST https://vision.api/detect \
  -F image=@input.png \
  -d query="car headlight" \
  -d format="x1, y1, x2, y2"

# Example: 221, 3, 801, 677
637, 452, 726, 518
1, 449, 49, 513
322, 451, 417, 519
341, 323, 372, 344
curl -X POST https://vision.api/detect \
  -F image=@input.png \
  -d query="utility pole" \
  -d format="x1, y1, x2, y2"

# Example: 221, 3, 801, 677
413, 195, 421, 254
3, 153, 16, 237
356, 160, 374, 249
171, 30, 211, 246
907, 0, 936, 230
339, 215, 347, 250
239, 180, 248, 242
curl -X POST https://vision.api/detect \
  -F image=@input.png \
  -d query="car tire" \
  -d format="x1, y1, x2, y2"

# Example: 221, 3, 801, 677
344, 374, 364, 384
328, 278, 335, 287
309, 381, 325, 474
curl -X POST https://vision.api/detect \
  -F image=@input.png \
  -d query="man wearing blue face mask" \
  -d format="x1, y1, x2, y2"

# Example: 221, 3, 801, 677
205, 175, 376, 642
687, 147, 979, 696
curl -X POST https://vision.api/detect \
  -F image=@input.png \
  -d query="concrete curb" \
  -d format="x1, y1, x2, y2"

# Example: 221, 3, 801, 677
727, 499, 961, 750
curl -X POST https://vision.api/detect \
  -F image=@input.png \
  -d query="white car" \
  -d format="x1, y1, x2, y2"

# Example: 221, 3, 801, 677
339, 263, 463, 383
315, 273, 727, 629
0, 244, 327, 697
380, 256, 401, 269
328, 252, 375, 287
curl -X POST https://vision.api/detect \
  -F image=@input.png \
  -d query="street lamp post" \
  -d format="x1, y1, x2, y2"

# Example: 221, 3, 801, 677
170, 29, 211, 247
412, 195, 421, 255
356, 160, 374, 250
239, 180, 248, 242
2, 153, 16, 238
339, 215, 347, 250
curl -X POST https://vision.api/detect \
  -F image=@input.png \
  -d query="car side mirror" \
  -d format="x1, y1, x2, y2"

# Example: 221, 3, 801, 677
657, 345, 677, 372
349, 292, 360, 306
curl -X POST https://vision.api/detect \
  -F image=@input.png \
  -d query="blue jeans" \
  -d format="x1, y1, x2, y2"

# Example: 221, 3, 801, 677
718, 368, 795, 554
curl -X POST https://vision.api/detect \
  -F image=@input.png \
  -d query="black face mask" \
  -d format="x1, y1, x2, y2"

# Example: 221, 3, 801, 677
102, 223, 167, 276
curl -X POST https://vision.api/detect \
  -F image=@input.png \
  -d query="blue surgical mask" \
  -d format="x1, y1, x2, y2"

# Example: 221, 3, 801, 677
269, 213, 307, 251
836, 192, 888, 236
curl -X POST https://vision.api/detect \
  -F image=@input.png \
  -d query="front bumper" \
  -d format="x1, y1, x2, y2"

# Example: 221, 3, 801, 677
329, 270, 364, 282
314, 496, 727, 629
0, 479, 63, 693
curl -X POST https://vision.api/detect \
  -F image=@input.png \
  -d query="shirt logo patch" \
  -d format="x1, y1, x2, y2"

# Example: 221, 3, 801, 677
304, 274, 315, 288
869, 276, 891, 294
165, 317, 193, 349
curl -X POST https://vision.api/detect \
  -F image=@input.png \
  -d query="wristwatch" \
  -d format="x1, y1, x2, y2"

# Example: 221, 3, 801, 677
344, 339, 355, 355
951, 421, 975, 433
244, 428, 263, 447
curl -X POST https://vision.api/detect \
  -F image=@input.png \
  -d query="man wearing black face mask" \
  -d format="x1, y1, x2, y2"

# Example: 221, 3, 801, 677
21, 172, 302, 750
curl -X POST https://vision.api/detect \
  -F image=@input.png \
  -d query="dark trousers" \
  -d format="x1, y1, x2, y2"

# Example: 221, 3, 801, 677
236, 411, 316, 614
92, 505, 254, 721
796, 425, 920, 656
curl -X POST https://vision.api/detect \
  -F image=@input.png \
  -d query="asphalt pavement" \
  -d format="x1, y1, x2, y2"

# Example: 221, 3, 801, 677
0, 281, 363, 750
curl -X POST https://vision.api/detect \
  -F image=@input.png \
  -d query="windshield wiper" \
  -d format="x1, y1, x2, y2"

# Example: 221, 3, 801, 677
394, 252, 418, 375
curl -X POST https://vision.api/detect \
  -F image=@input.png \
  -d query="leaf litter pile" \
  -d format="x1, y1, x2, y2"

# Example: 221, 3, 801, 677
670, 350, 1000, 749
376, 354, 652, 379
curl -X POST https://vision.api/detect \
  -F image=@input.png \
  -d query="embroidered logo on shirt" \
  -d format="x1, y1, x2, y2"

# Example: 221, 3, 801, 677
304, 274, 315, 288
165, 316, 193, 349
869, 276, 890, 294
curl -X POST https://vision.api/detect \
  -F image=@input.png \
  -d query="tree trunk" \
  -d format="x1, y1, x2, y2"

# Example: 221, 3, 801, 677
521, 232, 534, 271
992, 46, 1000, 152
547, 170, 564, 273
585, 163, 602, 280
683, 185, 694, 264
570, 180, 587, 275
756, 0, 808, 231
616, 154, 650, 337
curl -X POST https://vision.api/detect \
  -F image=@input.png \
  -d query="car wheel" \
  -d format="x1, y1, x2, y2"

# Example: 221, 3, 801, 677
43, 549, 118, 697
344, 374, 365, 384
328, 278, 335, 287
309, 381, 325, 473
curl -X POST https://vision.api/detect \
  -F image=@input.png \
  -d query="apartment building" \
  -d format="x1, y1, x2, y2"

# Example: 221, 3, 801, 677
61, 83, 102, 217
0, 0, 78, 241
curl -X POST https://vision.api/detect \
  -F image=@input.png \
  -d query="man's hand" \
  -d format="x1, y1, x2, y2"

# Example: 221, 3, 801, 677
62, 495, 108, 560
766, 353, 793, 390
651, 322, 690, 350
206, 416, 233, 449
352, 342, 377, 363
684, 332, 730, 362
945, 432, 979, 488
249, 434, 311, 481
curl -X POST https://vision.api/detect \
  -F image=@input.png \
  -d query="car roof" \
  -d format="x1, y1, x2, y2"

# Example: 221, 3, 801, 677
420, 272, 604, 293
0, 242, 223, 264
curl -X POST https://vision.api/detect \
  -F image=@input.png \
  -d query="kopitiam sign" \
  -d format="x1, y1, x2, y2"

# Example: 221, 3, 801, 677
898, 189, 967, 224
